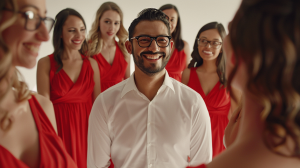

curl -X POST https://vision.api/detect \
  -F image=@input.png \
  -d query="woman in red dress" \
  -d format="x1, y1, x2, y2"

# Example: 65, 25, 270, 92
182, 22, 240, 158
88, 2, 130, 92
0, 0, 77, 167
188, 0, 300, 168
37, 8, 100, 168
159, 4, 191, 81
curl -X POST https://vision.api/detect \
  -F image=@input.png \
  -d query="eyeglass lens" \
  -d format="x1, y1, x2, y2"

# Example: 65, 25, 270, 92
138, 36, 170, 47
198, 39, 221, 49
24, 11, 54, 32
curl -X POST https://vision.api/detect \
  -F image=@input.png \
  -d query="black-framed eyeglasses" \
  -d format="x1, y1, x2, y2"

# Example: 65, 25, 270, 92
197, 38, 222, 49
130, 35, 172, 48
2, 8, 55, 32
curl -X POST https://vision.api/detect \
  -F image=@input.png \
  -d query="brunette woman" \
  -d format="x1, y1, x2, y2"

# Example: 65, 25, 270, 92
37, 8, 100, 168
182, 22, 239, 157
159, 4, 191, 82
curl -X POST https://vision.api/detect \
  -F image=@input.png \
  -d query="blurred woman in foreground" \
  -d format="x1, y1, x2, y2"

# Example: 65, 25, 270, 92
188, 0, 300, 167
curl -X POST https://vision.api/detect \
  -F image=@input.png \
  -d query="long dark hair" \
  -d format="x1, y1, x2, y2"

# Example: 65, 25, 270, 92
52, 8, 88, 72
159, 4, 184, 51
228, 0, 300, 157
188, 22, 226, 85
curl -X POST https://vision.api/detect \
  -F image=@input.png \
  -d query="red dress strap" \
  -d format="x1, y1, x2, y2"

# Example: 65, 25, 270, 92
48, 54, 57, 83
28, 95, 78, 168
188, 67, 203, 96
0, 146, 30, 168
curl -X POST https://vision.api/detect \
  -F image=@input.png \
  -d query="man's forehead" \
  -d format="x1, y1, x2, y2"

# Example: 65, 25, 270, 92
133, 20, 169, 37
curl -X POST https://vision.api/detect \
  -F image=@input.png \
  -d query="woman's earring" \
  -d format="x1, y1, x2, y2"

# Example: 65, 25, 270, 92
194, 62, 197, 67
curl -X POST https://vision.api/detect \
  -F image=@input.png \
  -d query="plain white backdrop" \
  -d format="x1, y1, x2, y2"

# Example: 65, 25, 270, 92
19, 0, 241, 90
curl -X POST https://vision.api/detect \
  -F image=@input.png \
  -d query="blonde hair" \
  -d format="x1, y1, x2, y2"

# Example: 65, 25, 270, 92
88, 1, 128, 58
0, 0, 31, 131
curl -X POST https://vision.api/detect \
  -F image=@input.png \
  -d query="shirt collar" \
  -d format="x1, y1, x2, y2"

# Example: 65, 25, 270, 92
120, 70, 175, 98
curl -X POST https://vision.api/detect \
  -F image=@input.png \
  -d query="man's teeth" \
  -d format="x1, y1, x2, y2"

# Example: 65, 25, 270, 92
24, 44, 39, 52
146, 56, 160, 60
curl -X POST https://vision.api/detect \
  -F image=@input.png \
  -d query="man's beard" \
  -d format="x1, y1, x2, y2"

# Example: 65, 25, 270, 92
132, 46, 171, 76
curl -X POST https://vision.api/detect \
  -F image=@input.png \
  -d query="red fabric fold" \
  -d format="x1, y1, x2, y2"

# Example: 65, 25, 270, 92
92, 41, 128, 92
49, 54, 94, 168
165, 48, 187, 81
0, 96, 77, 168
188, 67, 231, 157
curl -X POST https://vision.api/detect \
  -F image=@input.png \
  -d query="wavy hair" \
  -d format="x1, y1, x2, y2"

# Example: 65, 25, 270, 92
88, 2, 128, 58
227, 0, 300, 157
0, 0, 31, 131
159, 4, 184, 51
188, 22, 226, 85
52, 8, 89, 73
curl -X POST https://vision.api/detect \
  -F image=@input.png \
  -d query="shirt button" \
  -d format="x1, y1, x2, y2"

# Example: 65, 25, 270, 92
149, 164, 152, 167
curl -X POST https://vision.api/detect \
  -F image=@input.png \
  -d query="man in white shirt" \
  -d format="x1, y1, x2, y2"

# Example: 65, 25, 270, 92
87, 8, 212, 168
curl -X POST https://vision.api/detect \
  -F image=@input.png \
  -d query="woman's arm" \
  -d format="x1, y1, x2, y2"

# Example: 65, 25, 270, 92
228, 88, 242, 119
181, 68, 191, 85
89, 58, 101, 101
34, 93, 58, 134
36, 56, 51, 99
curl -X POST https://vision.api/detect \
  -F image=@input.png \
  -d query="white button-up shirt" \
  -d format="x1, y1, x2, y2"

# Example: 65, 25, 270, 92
87, 72, 212, 168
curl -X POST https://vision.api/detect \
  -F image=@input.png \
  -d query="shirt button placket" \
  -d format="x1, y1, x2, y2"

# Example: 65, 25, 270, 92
147, 102, 155, 167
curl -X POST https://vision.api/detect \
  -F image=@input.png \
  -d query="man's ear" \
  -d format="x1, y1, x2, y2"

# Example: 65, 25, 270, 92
125, 40, 132, 54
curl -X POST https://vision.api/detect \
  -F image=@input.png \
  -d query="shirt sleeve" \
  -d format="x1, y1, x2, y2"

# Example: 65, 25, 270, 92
189, 96, 212, 166
87, 95, 111, 168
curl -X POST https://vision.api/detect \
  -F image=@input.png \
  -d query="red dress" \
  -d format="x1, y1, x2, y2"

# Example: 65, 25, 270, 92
0, 95, 77, 168
188, 67, 231, 157
92, 41, 128, 92
49, 54, 94, 168
187, 164, 207, 168
165, 48, 187, 81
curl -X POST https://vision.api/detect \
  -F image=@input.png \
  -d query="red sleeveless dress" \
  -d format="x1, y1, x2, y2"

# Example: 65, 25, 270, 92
49, 54, 94, 168
188, 67, 231, 157
92, 41, 128, 92
187, 164, 207, 168
0, 95, 77, 168
165, 48, 187, 81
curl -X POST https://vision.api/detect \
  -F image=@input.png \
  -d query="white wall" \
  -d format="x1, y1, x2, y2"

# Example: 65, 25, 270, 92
19, 0, 241, 90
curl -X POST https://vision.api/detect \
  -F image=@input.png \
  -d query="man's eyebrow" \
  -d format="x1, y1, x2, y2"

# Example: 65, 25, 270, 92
137, 34, 169, 37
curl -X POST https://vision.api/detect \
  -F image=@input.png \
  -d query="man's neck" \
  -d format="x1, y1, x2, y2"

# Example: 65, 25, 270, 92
134, 68, 166, 101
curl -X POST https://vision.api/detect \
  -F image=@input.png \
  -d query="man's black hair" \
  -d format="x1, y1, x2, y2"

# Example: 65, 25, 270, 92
128, 8, 170, 39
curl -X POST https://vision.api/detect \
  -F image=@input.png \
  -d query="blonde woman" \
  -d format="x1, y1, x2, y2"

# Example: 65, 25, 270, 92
0, 0, 77, 167
89, 1, 130, 92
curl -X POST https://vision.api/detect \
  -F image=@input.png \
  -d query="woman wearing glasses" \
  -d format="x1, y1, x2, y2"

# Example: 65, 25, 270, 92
36, 8, 100, 168
0, 0, 77, 167
188, 0, 300, 167
159, 4, 191, 82
182, 22, 239, 158
88, 2, 130, 92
